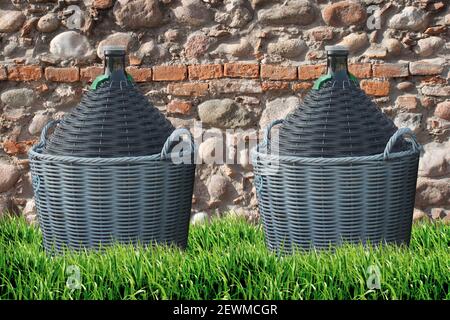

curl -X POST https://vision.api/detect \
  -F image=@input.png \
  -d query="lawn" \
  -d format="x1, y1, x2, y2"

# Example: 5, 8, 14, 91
0, 215, 449, 300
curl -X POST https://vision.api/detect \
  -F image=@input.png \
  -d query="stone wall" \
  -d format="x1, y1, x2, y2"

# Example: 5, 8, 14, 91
0, 0, 448, 223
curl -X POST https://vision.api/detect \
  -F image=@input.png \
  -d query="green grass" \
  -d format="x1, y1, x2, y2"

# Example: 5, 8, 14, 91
0, 216, 449, 300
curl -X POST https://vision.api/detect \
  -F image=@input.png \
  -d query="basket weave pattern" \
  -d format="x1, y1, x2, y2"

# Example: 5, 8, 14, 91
253, 120, 421, 253
30, 121, 195, 253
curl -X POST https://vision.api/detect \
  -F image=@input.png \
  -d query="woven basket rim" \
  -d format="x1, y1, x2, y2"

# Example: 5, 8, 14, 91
28, 144, 195, 165
251, 142, 419, 165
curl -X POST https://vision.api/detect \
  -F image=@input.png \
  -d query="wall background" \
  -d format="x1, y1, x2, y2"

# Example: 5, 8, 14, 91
0, 0, 448, 223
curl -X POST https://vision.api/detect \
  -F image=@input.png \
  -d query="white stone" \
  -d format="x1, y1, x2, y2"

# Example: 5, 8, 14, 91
190, 211, 209, 225
338, 32, 369, 53
388, 6, 429, 31
28, 112, 51, 135
267, 38, 306, 58
50, 31, 95, 60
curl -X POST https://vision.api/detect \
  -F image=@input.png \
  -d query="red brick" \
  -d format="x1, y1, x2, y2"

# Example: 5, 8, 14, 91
80, 66, 103, 82
292, 82, 313, 92
153, 65, 187, 81
0, 66, 6, 80
373, 63, 409, 78
261, 81, 290, 92
167, 83, 208, 96
261, 65, 297, 80
45, 67, 79, 82
308, 27, 334, 41
166, 100, 193, 115
92, 0, 113, 9
188, 64, 223, 80
298, 64, 326, 80
126, 67, 152, 82
348, 63, 372, 79
224, 63, 259, 78
360, 80, 390, 96
7, 65, 42, 81
395, 95, 418, 111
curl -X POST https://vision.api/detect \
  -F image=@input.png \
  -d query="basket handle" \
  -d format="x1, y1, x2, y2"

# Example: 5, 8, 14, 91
383, 128, 421, 160
160, 128, 195, 160
262, 119, 284, 148
36, 120, 60, 149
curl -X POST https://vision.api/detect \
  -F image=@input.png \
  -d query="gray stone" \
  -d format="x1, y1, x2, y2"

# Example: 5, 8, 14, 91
173, 0, 213, 27
421, 86, 450, 97
215, 0, 253, 28
198, 137, 224, 164
37, 13, 60, 33
418, 141, 450, 178
415, 177, 450, 208
396, 81, 414, 91
49, 31, 95, 60
0, 161, 20, 193
23, 199, 37, 225
394, 113, 422, 134
198, 99, 253, 128
0, 10, 25, 33
208, 174, 229, 200
0, 196, 11, 218
410, 58, 445, 76
97, 32, 133, 59
259, 96, 299, 129
388, 6, 429, 31
414, 36, 445, 57
28, 112, 51, 135
267, 38, 306, 58
1, 88, 35, 108
258, 0, 317, 25
114, 0, 164, 29
338, 32, 369, 52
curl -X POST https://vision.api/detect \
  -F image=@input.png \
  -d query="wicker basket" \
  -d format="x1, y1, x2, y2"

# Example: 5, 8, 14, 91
29, 121, 196, 254
252, 120, 421, 253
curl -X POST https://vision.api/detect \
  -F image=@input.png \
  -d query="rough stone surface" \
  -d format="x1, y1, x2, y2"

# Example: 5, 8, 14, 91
267, 38, 306, 58
28, 111, 50, 135
173, 0, 213, 27
394, 113, 422, 134
1, 88, 35, 108
49, 31, 95, 60
414, 37, 445, 57
415, 178, 450, 208
388, 6, 429, 31
259, 96, 299, 129
410, 58, 445, 76
208, 174, 229, 200
338, 32, 369, 52
435, 100, 450, 121
258, 0, 317, 26
0, 10, 25, 33
184, 32, 210, 59
0, 161, 20, 193
198, 99, 253, 129
97, 33, 133, 59
322, 1, 367, 27
419, 141, 450, 178
37, 13, 60, 33
113, 0, 164, 29
190, 211, 209, 225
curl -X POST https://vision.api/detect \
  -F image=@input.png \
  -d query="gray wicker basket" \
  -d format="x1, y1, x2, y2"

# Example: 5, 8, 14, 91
29, 121, 196, 254
252, 120, 421, 253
